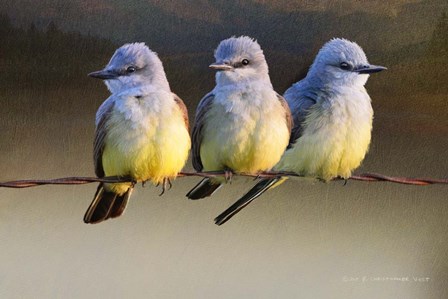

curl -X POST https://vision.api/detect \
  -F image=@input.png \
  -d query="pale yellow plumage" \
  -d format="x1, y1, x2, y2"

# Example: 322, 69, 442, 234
102, 92, 190, 194
199, 88, 290, 176
277, 86, 373, 181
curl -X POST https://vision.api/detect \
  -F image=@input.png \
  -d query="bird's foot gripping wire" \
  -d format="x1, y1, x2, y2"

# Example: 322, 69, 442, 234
224, 169, 234, 184
335, 176, 349, 186
128, 179, 137, 188
158, 178, 172, 196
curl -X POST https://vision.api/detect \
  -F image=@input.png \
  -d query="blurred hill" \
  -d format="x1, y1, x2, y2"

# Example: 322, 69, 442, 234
0, 14, 116, 90
0, 7, 447, 100
1, 0, 447, 56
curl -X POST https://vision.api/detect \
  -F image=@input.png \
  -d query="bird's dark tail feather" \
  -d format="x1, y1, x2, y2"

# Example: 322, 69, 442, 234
186, 178, 222, 200
84, 183, 132, 224
214, 177, 280, 225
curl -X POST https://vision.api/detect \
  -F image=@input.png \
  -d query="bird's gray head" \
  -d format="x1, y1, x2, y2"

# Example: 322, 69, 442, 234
210, 36, 271, 86
88, 42, 170, 93
308, 38, 386, 88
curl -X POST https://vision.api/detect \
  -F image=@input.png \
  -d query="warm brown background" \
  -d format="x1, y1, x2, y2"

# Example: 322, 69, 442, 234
0, 1, 447, 298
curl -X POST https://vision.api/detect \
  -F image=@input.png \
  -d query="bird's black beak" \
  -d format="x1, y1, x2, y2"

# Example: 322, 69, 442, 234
209, 62, 233, 71
355, 64, 387, 74
88, 69, 119, 80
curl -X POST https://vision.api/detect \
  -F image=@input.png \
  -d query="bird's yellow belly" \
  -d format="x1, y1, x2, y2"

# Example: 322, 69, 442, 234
201, 133, 284, 173
102, 110, 190, 194
200, 106, 289, 175
278, 110, 372, 180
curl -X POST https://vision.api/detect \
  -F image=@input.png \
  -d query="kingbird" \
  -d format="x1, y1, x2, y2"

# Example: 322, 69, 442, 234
215, 38, 386, 225
186, 36, 292, 200
84, 43, 191, 224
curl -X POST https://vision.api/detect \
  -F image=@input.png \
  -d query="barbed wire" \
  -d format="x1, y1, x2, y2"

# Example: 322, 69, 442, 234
0, 171, 446, 189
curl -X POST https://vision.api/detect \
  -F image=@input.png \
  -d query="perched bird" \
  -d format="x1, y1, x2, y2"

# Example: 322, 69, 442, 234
215, 38, 386, 225
84, 43, 191, 224
186, 36, 292, 200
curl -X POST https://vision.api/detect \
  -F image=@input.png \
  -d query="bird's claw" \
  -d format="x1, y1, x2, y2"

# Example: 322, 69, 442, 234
224, 170, 233, 184
159, 178, 172, 196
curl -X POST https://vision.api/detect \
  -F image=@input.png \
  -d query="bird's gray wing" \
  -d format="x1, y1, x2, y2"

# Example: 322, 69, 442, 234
284, 82, 318, 147
276, 93, 293, 135
191, 92, 215, 171
94, 98, 115, 177
172, 92, 189, 131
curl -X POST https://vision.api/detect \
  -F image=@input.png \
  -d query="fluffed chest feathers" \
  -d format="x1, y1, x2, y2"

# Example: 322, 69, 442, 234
212, 87, 281, 123
201, 88, 290, 172
106, 95, 182, 149
320, 87, 373, 131
101, 94, 190, 184
280, 87, 373, 179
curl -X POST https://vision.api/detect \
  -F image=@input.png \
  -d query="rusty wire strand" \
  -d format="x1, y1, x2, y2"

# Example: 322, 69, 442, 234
0, 171, 447, 189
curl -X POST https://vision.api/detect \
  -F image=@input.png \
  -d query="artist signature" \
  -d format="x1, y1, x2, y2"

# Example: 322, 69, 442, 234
342, 276, 430, 283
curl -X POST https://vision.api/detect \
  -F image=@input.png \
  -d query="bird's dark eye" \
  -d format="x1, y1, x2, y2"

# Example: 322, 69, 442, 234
241, 59, 249, 66
127, 66, 136, 73
340, 62, 351, 70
